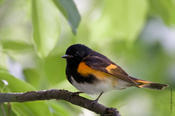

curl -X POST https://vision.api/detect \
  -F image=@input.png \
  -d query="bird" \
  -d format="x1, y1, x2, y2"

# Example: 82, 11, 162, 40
62, 44, 168, 101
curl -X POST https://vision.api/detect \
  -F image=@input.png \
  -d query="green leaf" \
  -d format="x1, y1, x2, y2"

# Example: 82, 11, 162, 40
1, 40, 33, 52
23, 54, 67, 88
89, 0, 148, 44
149, 0, 175, 25
23, 68, 41, 88
0, 70, 35, 92
0, 70, 52, 116
32, 0, 60, 58
53, 0, 81, 34
12, 102, 52, 116
0, 0, 4, 5
43, 54, 66, 85
0, 104, 16, 116
0, 79, 8, 92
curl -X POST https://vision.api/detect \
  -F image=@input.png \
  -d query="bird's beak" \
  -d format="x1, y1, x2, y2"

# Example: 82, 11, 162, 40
62, 54, 73, 59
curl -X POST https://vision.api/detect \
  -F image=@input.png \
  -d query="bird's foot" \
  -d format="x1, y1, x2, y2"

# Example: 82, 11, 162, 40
89, 92, 104, 106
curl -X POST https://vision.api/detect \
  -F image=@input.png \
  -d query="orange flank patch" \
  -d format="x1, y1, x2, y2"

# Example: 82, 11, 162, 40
77, 62, 111, 80
105, 64, 117, 73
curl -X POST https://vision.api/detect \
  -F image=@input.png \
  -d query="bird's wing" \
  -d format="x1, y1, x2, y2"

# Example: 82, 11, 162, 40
82, 55, 137, 85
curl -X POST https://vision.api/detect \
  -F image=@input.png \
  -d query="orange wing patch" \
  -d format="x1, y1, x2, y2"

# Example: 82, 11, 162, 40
105, 64, 117, 73
77, 62, 111, 80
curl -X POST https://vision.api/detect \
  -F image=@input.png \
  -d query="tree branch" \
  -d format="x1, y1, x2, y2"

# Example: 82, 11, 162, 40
0, 89, 120, 116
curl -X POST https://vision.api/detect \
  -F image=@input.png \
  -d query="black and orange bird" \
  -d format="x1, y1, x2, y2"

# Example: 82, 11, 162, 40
62, 44, 168, 101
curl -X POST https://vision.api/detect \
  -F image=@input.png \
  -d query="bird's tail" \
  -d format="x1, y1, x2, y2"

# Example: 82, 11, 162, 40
129, 76, 168, 90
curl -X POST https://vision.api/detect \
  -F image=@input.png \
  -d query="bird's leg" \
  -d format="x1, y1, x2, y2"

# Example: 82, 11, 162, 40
87, 92, 104, 107
94, 92, 104, 102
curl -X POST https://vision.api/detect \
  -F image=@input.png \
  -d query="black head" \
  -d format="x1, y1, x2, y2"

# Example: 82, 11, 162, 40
62, 44, 92, 64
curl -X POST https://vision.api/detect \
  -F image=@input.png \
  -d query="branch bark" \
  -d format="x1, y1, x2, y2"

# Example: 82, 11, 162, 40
0, 89, 120, 116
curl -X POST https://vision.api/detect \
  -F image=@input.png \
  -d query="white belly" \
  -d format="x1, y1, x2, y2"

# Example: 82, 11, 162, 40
71, 76, 129, 94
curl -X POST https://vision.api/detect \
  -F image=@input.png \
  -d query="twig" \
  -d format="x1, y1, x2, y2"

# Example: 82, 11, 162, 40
0, 89, 120, 116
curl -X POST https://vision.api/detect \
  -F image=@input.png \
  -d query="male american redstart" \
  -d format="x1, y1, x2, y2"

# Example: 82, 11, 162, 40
62, 44, 168, 101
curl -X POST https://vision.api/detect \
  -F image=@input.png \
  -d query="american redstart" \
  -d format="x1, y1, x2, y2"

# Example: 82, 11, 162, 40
62, 44, 168, 101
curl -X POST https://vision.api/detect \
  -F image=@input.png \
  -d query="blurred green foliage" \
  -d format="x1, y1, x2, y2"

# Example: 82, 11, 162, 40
0, 0, 175, 116
32, 0, 60, 58
149, 0, 175, 25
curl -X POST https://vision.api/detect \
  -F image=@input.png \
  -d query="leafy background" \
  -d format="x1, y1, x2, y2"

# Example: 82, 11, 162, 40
0, 0, 175, 116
